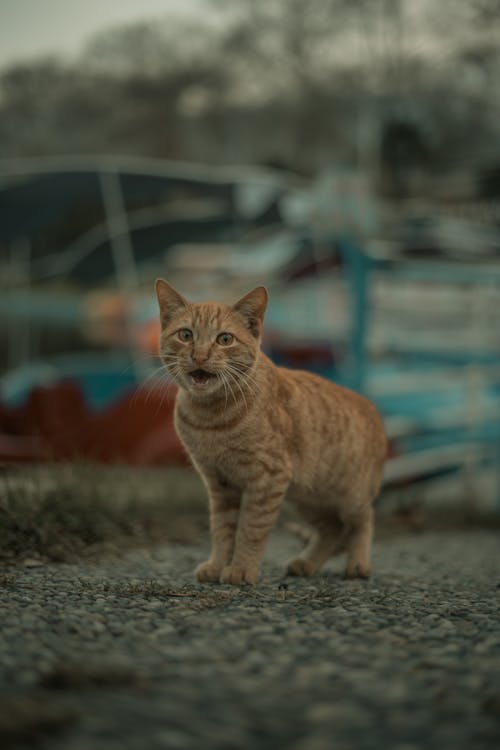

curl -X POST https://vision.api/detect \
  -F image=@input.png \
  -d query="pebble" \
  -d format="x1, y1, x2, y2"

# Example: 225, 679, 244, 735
0, 530, 499, 750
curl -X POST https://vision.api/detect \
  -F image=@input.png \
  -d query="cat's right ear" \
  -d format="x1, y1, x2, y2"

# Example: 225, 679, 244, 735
155, 279, 188, 327
232, 286, 268, 338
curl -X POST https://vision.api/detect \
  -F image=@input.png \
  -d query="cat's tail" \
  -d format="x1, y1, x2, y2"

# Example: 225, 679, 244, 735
284, 521, 314, 543
285, 521, 350, 555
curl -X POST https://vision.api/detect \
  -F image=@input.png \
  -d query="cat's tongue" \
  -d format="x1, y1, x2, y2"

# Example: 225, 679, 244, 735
189, 369, 214, 388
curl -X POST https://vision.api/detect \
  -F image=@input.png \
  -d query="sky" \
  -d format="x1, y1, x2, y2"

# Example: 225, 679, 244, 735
0, 0, 204, 69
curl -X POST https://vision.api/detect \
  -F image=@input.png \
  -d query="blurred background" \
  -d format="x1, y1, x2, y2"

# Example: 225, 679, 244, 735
1, 0, 500, 516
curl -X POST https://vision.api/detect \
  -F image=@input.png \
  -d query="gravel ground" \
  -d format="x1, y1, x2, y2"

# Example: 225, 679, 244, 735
1, 530, 500, 750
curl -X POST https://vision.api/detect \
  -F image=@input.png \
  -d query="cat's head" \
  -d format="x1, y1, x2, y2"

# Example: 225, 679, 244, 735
155, 279, 268, 399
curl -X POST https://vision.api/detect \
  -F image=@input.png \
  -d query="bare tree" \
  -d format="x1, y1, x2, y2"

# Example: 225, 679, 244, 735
1, 0, 500, 180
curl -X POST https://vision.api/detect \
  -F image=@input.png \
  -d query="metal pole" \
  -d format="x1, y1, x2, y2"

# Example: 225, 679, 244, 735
8, 237, 32, 369
99, 169, 144, 382
99, 170, 138, 290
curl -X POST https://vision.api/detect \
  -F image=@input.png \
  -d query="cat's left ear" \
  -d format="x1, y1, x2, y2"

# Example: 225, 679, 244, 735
232, 286, 268, 338
155, 278, 188, 327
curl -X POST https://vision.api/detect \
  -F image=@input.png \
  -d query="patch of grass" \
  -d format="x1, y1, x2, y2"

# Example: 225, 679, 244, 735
0, 464, 207, 563
375, 487, 500, 535
2, 464, 498, 565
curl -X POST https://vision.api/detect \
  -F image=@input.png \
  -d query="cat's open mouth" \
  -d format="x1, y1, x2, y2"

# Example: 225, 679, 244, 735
188, 369, 217, 389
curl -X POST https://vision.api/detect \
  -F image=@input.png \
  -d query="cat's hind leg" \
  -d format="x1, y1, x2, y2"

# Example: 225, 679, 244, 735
343, 506, 373, 579
286, 514, 346, 577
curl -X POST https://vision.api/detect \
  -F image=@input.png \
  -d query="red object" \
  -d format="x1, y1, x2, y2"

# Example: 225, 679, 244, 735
0, 381, 189, 466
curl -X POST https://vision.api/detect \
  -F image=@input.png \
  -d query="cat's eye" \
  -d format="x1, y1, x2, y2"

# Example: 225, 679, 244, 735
177, 329, 193, 342
216, 332, 234, 346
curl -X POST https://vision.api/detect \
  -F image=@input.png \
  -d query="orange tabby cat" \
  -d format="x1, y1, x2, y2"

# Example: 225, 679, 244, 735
156, 279, 386, 585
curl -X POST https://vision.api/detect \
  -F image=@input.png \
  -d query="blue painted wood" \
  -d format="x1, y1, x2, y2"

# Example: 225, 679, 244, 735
336, 236, 373, 394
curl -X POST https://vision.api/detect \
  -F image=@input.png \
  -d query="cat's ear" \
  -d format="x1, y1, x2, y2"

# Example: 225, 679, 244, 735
232, 286, 268, 338
155, 279, 188, 326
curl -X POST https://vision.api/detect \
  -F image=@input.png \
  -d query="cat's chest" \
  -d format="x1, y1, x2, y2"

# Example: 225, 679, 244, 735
184, 434, 255, 491
175, 404, 247, 456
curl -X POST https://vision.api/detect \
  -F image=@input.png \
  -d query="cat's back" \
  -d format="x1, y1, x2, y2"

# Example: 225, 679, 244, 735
274, 365, 386, 459
266, 365, 385, 501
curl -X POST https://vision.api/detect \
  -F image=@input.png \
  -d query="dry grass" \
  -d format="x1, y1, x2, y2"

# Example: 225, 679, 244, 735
1, 463, 498, 565
375, 486, 500, 535
0, 464, 207, 563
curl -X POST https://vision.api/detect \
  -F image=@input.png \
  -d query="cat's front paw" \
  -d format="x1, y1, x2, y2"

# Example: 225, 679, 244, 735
220, 564, 258, 585
195, 560, 223, 583
286, 558, 316, 577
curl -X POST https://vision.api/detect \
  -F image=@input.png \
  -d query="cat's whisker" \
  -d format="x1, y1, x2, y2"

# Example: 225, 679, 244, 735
122, 355, 166, 406
138, 363, 174, 402
224, 360, 260, 382
153, 366, 181, 416
220, 369, 238, 409
120, 354, 163, 376
231, 366, 261, 392
224, 364, 263, 400
158, 355, 180, 366
217, 371, 230, 411
143, 371, 174, 408
129, 368, 168, 408
143, 363, 170, 381
224, 368, 249, 413
222, 372, 231, 410
222, 370, 257, 403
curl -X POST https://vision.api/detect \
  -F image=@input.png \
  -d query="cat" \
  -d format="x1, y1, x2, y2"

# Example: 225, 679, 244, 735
156, 279, 386, 585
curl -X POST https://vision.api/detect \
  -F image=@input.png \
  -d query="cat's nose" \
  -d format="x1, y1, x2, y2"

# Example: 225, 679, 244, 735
193, 352, 209, 364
